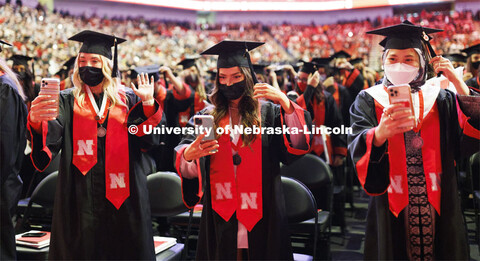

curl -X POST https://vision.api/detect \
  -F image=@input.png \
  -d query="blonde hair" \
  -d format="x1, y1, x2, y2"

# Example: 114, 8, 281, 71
0, 58, 26, 101
72, 54, 127, 109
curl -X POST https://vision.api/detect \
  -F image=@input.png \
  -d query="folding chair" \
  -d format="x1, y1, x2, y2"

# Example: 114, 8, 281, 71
282, 176, 318, 261
147, 171, 190, 260
281, 154, 333, 259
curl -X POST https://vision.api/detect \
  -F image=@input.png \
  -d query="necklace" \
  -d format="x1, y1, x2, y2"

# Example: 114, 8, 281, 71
411, 90, 424, 149
85, 87, 108, 137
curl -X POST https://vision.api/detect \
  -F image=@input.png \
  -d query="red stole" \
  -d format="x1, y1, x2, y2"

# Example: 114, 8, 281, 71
72, 90, 130, 209
332, 82, 340, 107
209, 114, 263, 231
297, 95, 329, 157
178, 93, 206, 128
373, 100, 442, 217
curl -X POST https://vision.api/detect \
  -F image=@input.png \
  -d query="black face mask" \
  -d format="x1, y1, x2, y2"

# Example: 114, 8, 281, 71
218, 79, 246, 100
185, 73, 199, 87
472, 61, 480, 70
16, 71, 26, 79
79, 66, 104, 87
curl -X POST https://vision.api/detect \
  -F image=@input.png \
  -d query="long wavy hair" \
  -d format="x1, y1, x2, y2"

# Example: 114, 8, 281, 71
0, 58, 26, 101
210, 66, 260, 147
72, 54, 127, 109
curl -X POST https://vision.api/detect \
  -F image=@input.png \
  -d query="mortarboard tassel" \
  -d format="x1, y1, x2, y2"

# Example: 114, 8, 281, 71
112, 37, 118, 78
244, 43, 258, 84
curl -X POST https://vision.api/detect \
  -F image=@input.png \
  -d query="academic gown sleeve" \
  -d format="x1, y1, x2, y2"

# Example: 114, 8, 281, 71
347, 91, 390, 195
452, 89, 480, 158
344, 68, 364, 99
125, 88, 165, 150
0, 83, 27, 261
27, 90, 66, 172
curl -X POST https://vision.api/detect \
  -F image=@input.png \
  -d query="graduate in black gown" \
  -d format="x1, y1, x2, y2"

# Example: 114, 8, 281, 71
132, 65, 194, 172
0, 40, 28, 261
348, 21, 480, 260
174, 40, 312, 260
27, 30, 165, 259
462, 44, 480, 91
331, 50, 365, 100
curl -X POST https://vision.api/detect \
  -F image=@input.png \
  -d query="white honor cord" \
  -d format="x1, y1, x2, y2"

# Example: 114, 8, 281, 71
85, 86, 107, 119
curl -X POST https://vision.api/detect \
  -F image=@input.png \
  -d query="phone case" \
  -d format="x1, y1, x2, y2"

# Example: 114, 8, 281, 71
194, 115, 215, 141
387, 84, 415, 128
40, 78, 60, 118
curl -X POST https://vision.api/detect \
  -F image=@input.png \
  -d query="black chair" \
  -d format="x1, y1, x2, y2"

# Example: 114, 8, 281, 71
282, 176, 318, 261
17, 171, 58, 232
16, 171, 58, 260
280, 154, 333, 259
468, 152, 480, 247
147, 171, 190, 259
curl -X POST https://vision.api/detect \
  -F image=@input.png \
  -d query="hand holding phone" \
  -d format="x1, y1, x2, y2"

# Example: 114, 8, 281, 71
39, 78, 60, 118
387, 84, 415, 128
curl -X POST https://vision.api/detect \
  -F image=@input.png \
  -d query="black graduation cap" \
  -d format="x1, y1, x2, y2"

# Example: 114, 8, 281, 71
331, 50, 351, 59
350, 58, 364, 65
253, 64, 267, 75
130, 65, 160, 82
366, 20, 443, 56
311, 57, 332, 68
68, 30, 126, 77
0, 39, 11, 52
10, 54, 35, 76
461, 43, 480, 57
55, 57, 76, 76
10, 55, 33, 67
299, 61, 317, 74
177, 58, 197, 70
444, 53, 467, 63
201, 40, 264, 83
207, 69, 217, 79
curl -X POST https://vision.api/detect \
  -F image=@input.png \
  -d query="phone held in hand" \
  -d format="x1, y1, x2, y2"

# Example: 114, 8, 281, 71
39, 78, 60, 118
387, 84, 415, 128
194, 115, 215, 141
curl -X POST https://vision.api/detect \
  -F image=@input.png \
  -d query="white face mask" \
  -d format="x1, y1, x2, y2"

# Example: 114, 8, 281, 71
383, 63, 419, 86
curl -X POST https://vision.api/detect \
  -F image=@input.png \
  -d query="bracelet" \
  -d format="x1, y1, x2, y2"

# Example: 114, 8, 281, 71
142, 99, 154, 106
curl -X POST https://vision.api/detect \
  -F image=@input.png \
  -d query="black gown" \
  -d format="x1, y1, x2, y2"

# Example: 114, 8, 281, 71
175, 101, 312, 260
465, 75, 480, 92
151, 85, 194, 172
28, 88, 165, 260
0, 76, 28, 260
348, 87, 480, 260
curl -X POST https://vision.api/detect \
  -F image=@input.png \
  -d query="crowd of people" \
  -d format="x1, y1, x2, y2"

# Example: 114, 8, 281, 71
1, 4, 480, 78
0, 1, 479, 260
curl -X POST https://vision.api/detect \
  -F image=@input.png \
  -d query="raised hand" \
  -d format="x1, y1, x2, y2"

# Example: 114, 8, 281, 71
131, 73, 154, 102
253, 83, 294, 113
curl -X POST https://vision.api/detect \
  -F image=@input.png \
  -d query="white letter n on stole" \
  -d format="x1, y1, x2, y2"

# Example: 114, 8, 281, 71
240, 193, 258, 209
215, 182, 233, 200
387, 176, 403, 194
77, 140, 94, 155
429, 173, 440, 191
110, 173, 126, 189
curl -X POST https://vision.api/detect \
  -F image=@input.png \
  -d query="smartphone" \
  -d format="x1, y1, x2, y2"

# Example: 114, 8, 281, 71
193, 115, 215, 141
387, 84, 415, 128
39, 78, 60, 118
22, 232, 47, 237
